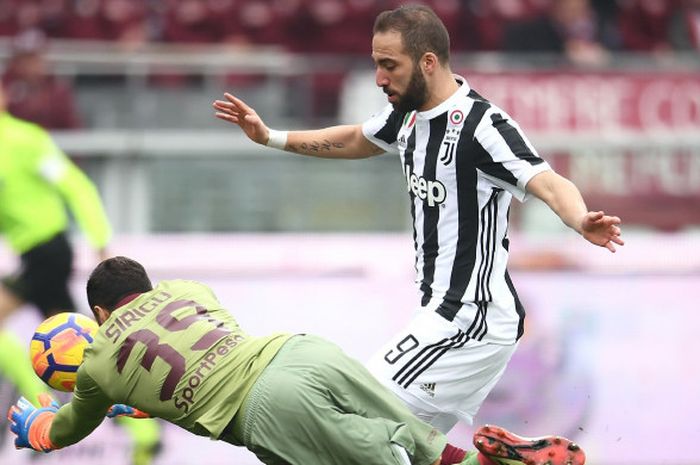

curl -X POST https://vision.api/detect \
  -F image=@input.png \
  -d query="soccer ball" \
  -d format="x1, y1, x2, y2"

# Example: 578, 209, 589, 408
30, 312, 99, 392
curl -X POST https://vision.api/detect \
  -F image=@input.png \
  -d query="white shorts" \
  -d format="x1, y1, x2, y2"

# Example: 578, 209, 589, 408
367, 309, 518, 433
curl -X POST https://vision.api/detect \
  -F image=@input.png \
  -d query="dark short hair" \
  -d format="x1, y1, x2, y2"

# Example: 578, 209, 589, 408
86, 256, 153, 311
373, 4, 450, 65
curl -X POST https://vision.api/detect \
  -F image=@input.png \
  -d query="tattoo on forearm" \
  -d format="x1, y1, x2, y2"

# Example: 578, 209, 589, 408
293, 139, 345, 154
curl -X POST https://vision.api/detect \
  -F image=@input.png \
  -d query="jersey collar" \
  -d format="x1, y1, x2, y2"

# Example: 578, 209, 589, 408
416, 74, 470, 120
114, 292, 143, 309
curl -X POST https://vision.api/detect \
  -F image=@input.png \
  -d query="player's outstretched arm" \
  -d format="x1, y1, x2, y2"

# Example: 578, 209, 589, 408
213, 92, 384, 159
526, 170, 624, 253
213, 92, 270, 144
7, 394, 60, 452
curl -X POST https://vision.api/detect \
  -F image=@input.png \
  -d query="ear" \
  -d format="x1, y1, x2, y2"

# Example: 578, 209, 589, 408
93, 305, 110, 325
421, 52, 439, 74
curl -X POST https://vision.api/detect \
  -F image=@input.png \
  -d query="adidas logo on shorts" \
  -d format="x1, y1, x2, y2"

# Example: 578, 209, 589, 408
419, 382, 436, 397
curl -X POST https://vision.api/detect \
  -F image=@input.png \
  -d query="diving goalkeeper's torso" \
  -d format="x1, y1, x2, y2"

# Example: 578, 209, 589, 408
50, 279, 291, 446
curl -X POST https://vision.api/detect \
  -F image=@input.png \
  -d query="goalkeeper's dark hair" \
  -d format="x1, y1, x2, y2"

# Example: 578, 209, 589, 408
87, 256, 153, 311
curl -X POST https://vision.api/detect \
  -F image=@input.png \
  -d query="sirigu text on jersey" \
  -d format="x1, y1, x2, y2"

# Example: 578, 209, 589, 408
104, 291, 172, 342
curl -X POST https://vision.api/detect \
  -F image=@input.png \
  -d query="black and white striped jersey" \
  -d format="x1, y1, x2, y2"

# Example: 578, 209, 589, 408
362, 76, 551, 344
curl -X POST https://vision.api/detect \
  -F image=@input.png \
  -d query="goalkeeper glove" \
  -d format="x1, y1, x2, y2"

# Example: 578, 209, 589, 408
107, 404, 150, 419
7, 393, 60, 452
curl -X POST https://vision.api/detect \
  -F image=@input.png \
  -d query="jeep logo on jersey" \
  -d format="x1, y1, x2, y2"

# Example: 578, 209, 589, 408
404, 166, 447, 207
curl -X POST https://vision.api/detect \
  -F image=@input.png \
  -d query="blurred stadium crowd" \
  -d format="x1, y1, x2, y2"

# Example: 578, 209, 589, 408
1, 0, 699, 130
0, 0, 698, 55
0, 0, 698, 234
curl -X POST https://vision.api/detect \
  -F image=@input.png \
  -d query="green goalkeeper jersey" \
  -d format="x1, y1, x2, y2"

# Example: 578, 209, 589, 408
49, 279, 292, 447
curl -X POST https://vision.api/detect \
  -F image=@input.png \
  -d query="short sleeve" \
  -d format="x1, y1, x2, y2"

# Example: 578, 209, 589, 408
473, 108, 551, 202
361, 104, 403, 154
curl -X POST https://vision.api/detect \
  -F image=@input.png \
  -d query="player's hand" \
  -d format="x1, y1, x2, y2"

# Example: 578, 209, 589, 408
7, 394, 60, 452
581, 211, 624, 253
213, 93, 270, 145
107, 404, 150, 419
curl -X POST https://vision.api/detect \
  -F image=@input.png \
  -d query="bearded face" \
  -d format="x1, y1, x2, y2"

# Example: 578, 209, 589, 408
373, 30, 431, 113
389, 62, 429, 113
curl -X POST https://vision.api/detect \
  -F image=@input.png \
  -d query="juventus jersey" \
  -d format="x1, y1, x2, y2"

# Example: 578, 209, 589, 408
362, 76, 550, 344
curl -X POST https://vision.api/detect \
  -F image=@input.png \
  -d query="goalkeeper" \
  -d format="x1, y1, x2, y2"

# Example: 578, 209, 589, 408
8, 256, 584, 465
0, 84, 159, 465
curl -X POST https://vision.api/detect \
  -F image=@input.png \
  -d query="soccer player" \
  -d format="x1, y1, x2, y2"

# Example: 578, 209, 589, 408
0, 82, 109, 402
0, 85, 159, 465
7, 256, 584, 465
213, 4, 623, 437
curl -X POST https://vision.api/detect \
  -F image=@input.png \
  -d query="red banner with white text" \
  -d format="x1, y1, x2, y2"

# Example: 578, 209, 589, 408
460, 70, 700, 230
463, 71, 700, 133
